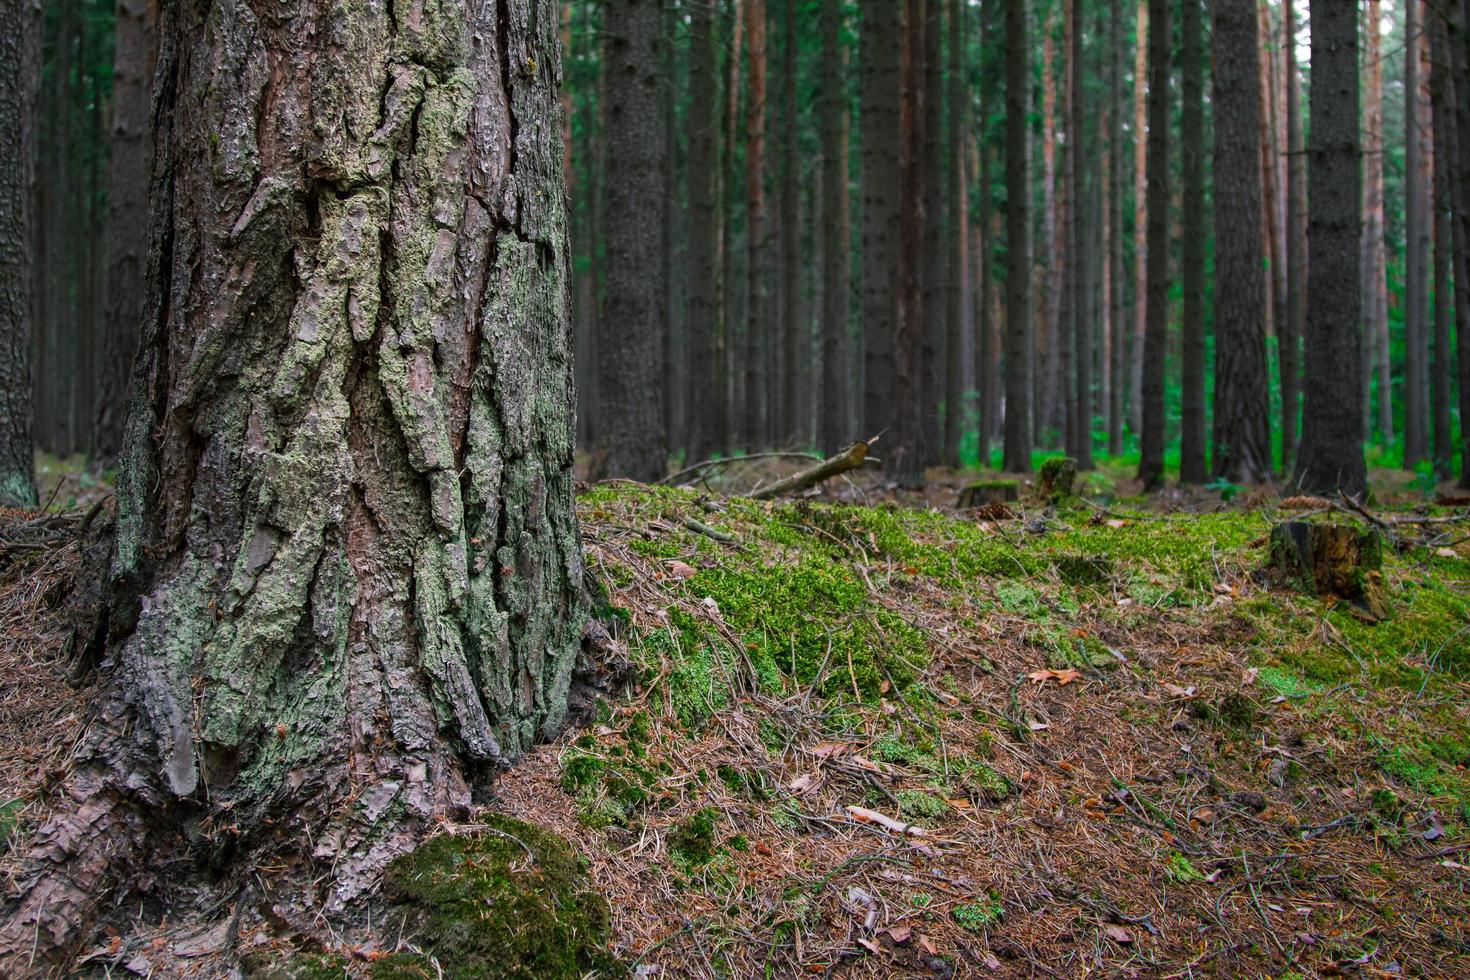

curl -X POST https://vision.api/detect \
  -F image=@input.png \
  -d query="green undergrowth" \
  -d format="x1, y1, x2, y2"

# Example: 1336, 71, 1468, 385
0, 798, 21, 858
581, 482, 1470, 831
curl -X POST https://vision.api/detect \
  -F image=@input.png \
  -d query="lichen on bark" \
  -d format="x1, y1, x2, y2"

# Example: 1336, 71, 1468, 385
1, 0, 586, 966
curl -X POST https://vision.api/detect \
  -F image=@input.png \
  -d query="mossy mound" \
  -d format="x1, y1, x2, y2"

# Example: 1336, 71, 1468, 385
377, 814, 619, 980
1035, 456, 1078, 501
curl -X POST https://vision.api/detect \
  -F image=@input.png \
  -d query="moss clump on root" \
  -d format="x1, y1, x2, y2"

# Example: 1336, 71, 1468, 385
379, 814, 618, 980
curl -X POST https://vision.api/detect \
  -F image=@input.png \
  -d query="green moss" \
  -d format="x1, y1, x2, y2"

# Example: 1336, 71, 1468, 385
896, 790, 949, 821
669, 807, 721, 867
951, 894, 1004, 931
380, 815, 617, 980
1255, 666, 1319, 700
1164, 853, 1204, 884
0, 798, 20, 858
1052, 554, 1114, 587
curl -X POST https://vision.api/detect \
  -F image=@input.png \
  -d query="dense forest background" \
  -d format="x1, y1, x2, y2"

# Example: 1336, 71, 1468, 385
20, 0, 1470, 491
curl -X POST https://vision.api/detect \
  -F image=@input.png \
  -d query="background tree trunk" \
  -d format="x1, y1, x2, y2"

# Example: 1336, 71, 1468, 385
1138, 0, 1169, 491
1295, 0, 1367, 498
920, 0, 945, 464
1430, 1, 1455, 478
820, 0, 850, 455
1002, 0, 1032, 472
1404, 0, 1430, 467
1129, 0, 1147, 441
743, 0, 768, 449
1179, 0, 1206, 483
595, 0, 669, 481
1210, 0, 1272, 484
860, 0, 901, 441
893, 0, 927, 484
943, 0, 969, 466
781, 0, 802, 443
1282, 0, 1305, 470
1362, 0, 1392, 446
0, 0, 40, 507
1068, 0, 1092, 470
0, 0, 585, 964
687, 0, 722, 461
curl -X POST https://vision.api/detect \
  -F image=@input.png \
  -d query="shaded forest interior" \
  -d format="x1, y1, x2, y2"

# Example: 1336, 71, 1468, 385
15, 0, 1470, 496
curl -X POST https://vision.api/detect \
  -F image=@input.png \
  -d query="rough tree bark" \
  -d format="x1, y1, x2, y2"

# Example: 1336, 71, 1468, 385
1179, 0, 1206, 483
0, 0, 586, 965
860, 0, 901, 440
1107, 0, 1125, 455
687, 0, 722, 462
1210, 0, 1272, 484
1137, 0, 1170, 491
1129, 0, 1147, 440
1002, 0, 1032, 472
820, 0, 851, 455
1453, 0, 1470, 488
943, 0, 969, 467
1041, 11, 1063, 441
781, 0, 802, 443
1067, 0, 1092, 470
1282, 0, 1305, 470
595, 0, 668, 482
920, 0, 946, 465
1295, 0, 1367, 498
0, 0, 40, 507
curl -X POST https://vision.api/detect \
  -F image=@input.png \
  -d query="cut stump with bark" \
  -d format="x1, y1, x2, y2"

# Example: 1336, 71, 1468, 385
958, 479, 1020, 509
1036, 457, 1078, 501
1268, 521, 1389, 621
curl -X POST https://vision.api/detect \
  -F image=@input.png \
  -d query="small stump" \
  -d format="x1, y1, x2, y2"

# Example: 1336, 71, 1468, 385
1268, 520, 1389, 621
959, 479, 1019, 509
1036, 457, 1078, 501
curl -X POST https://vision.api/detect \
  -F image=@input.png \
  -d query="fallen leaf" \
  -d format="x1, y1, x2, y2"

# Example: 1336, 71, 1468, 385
857, 937, 881, 954
1027, 668, 1083, 686
1103, 925, 1133, 945
918, 934, 938, 955
1028, 719, 1050, 731
887, 924, 912, 944
1161, 683, 1197, 699
666, 560, 698, 579
1191, 807, 1216, 824
810, 742, 849, 759
981, 951, 1003, 970
1106, 518, 1128, 529
787, 773, 821, 795
1436, 547, 1457, 558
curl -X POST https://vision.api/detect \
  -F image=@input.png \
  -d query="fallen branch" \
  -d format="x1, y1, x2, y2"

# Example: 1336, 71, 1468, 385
749, 438, 877, 501
661, 451, 823, 487
844, 805, 927, 837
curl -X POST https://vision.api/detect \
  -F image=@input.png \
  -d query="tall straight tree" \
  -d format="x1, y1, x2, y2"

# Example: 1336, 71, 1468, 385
1430, 0, 1454, 478
1107, 0, 1125, 454
943, 0, 969, 466
743, 0, 768, 448
1178, 0, 1206, 483
1002, 0, 1032, 472
687, 0, 723, 461
93, 0, 156, 466
1129, 0, 1148, 437
596, 0, 669, 481
860, 0, 901, 438
820, 0, 850, 454
780, 0, 802, 442
1210, 0, 1272, 484
1138, 0, 1170, 491
0, 0, 39, 507
0, 0, 585, 964
1362, 0, 1391, 444
920, 0, 946, 463
1403, 0, 1430, 467
1295, 0, 1367, 498
1451, 0, 1470, 488
1282, 0, 1305, 469
893, 0, 927, 484
1068, 0, 1092, 469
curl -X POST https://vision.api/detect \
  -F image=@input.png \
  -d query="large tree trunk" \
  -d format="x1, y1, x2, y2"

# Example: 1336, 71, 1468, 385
780, 0, 802, 444
1002, 0, 1032, 472
687, 0, 723, 462
1040, 11, 1063, 443
820, 0, 851, 455
93, 0, 156, 468
595, 0, 668, 482
1067, 0, 1092, 470
1282, 0, 1305, 470
919, 0, 945, 465
1295, 0, 1367, 498
1210, 0, 1272, 484
1107, 0, 1125, 455
860, 0, 901, 441
1453, 0, 1470, 489
1178, 0, 1206, 483
0, 0, 585, 966
0, 0, 40, 507
1137, 0, 1170, 491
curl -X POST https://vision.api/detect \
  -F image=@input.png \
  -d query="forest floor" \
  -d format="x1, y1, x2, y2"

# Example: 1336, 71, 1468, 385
1, 456, 1469, 977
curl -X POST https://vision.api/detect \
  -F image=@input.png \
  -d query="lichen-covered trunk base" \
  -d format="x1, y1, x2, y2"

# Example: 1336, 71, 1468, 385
0, 0, 585, 968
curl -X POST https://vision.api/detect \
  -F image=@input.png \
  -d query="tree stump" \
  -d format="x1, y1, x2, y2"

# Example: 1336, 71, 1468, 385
1036, 457, 1078, 501
958, 479, 1019, 509
1268, 521, 1389, 620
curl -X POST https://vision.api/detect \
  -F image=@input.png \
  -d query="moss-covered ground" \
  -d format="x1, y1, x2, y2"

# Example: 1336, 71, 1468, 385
488, 471, 1470, 978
